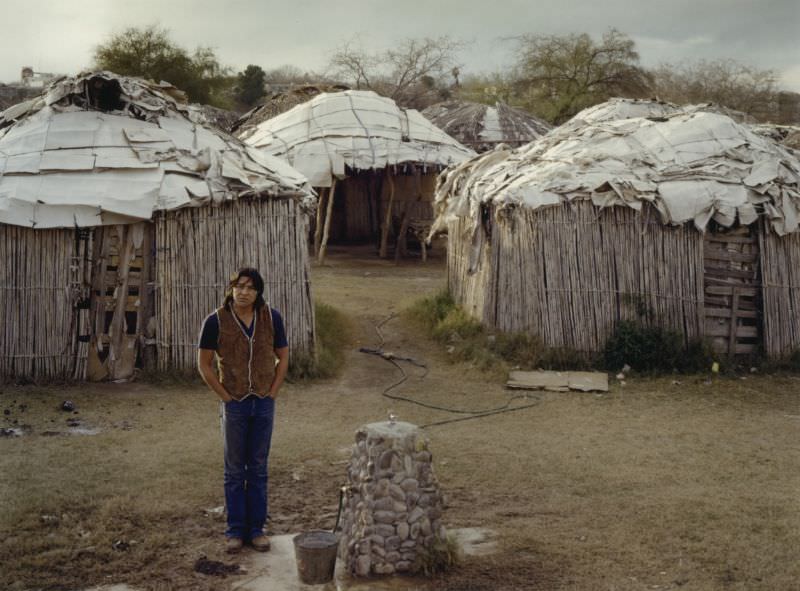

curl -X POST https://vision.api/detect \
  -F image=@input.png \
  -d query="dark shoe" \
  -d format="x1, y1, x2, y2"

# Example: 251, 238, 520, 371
251, 535, 271, 552
225, 537, 244, 554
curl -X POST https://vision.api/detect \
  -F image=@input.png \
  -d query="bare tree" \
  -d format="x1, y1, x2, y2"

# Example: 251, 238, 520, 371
650, 59, 778, 122
328, 39, 377, 90
328, 36, 464, 109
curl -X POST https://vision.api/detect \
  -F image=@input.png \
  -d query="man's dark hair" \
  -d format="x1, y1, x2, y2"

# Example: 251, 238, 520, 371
223, 267, 266, 310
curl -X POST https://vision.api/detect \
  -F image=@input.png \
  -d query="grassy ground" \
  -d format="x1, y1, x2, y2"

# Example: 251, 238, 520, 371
2, 246, 799, 590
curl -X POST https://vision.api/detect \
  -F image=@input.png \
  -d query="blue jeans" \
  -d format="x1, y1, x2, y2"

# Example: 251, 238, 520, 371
222, 396, 275, 540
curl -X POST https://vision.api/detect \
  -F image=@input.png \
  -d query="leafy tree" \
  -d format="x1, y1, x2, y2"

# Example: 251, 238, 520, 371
328, 36, 464, 109
93, 25, 232, 107
650, 59, 778, 122
235, 64, 267, 108
511, 29, 651, 124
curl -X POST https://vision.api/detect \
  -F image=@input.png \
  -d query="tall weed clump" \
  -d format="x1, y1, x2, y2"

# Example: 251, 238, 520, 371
406, 290, 588, 371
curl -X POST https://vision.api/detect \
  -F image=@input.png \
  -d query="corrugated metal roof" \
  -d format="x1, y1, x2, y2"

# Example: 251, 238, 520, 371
239, 90, 475, 187
0, 71, 314, 229
432, 98, 800, 236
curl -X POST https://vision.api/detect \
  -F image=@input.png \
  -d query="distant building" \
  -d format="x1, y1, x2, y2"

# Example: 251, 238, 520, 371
19, 66, 59, 88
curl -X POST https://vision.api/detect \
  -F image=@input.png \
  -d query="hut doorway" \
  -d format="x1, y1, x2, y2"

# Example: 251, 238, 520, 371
703, 225, 761, 357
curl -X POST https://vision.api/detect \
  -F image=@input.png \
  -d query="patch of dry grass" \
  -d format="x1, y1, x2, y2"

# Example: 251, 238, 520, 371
3, 366, 800, 591
3, 251, 800, 590
0, 383, 228, 590
432, 376, 800, 590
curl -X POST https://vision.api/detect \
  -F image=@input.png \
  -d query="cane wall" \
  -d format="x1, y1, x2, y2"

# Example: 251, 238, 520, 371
449, 201, 706, 353
154, 197, 315, 371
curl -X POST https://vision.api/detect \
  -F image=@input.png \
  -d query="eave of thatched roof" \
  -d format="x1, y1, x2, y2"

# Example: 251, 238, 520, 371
422, 100, 552, 151
230, 83, 350, 135
0, 71, 314, 229
239, 90, 475, 187
432, 98, 800, 236
751, 124, 800, 152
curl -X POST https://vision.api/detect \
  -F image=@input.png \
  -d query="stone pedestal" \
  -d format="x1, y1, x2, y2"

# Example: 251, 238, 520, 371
339, 421, 446, 576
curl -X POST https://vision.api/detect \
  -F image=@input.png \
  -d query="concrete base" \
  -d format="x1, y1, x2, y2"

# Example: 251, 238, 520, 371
83, 528, 497, 591
232, 528, 496, 591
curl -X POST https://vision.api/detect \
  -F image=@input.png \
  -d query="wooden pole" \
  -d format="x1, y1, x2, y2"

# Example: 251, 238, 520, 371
318, 178, 337, 264
379, 171, 395, 258
313, 187, 327, 257
395, 204, 411, 262
108, 224, 136, 379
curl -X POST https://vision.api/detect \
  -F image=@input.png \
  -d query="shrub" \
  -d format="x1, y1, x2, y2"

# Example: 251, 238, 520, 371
431, 308, 484, 343
415, 533, 461, 576
289, 301, 352, 380
603, 320, 714, 373
406, 289, 457, 331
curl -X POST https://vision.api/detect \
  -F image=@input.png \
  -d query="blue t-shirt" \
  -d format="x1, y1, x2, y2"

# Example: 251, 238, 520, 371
198, 307, 288, 350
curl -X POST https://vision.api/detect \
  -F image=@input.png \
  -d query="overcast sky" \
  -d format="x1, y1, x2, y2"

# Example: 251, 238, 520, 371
1, 0, 798, 91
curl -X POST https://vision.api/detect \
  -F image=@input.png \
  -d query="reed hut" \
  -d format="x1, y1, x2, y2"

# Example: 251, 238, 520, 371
422, 100, 552, 152
0, 71, 316, 382
238, 90, 474, 260
432, 98, 800, 359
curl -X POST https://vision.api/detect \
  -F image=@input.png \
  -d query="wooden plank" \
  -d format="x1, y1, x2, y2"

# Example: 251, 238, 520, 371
704, 296, 731, 307
706, 234, 757, 244
703, 265, 757, 279
728, 288, 740, 355
735, 343, 757, 354
704, 276, 753, 286
704, 248, 759, 263
705, 324, 758, 338
705, 307, 758, 319
706, 285, 757, 297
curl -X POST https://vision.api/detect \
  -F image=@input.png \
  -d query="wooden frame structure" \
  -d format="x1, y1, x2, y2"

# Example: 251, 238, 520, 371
312, 168, 439, 262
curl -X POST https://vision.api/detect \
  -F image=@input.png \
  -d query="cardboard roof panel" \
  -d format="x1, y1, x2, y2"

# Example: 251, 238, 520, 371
240, 90, 475, 187
432, 98, 800, 236
0, 71, 315, 229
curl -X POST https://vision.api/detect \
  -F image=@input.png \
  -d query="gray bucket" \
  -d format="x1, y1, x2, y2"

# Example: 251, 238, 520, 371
293, 530, 339, 585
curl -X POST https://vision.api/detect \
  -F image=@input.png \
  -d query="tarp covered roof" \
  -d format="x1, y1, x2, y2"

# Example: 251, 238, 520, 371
432, 98, 800, 236
0, 71, 313, 229
422, 100, 552, 151
239, 90, 475, 187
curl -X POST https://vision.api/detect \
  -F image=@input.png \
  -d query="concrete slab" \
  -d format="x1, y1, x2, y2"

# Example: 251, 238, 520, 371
507, 370, 609, 392
232, 527, 498, 591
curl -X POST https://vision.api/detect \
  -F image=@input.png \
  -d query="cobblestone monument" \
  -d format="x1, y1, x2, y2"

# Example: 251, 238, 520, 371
339, 420, 447, 576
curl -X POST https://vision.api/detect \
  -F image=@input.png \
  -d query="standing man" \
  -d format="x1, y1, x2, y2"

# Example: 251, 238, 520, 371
197, 268, 289, 554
